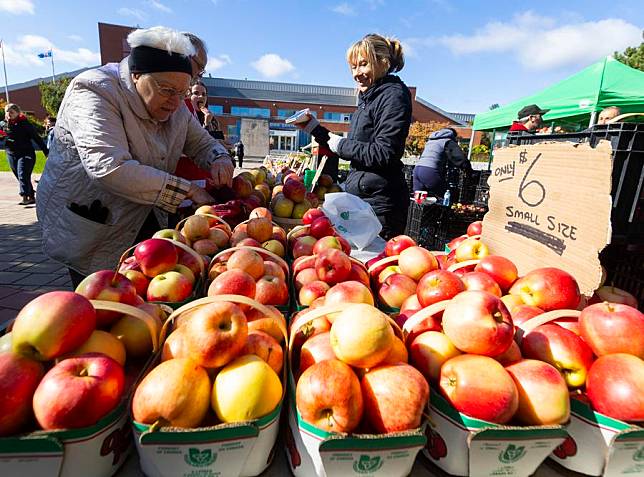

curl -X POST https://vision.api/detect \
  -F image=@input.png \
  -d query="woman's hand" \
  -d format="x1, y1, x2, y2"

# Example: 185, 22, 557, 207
187, 183, 215, 206
210, 156, 234, 188
202, 107, 214, 127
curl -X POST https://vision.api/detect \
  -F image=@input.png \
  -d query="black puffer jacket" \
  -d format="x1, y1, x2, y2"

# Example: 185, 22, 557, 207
2, 114, 48, 157
338, 75, 412, 215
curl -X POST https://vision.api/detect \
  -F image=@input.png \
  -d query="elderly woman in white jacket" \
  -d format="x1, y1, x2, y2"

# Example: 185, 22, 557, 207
37, 27, 234, 285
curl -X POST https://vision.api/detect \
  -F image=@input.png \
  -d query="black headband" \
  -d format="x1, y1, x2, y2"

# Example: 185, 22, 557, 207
128, 45, 192, 75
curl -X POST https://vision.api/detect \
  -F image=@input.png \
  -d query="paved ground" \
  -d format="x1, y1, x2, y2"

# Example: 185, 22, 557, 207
0, 172, 72, 327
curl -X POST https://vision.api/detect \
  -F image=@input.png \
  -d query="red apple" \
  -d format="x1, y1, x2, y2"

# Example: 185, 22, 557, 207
227, 248, 265, 280
378, 273, 417, 309
283, 178, 307, 203
255, 275, 289, 306
246, 217, 273, 243
467, 221, 483, 236
299, 331, 336, 374
586, 354, 643, 422
315, 249, 351, 285
208, 269, 256, 300
521, 324, 595, 388
291, 312, 331, 351
377, 265, 401, 286
164, 302, 247, 368
579, 302, 644, 358
416, 270, 465, 308
294, 267, 319, 291
313, 235, 344, 255
347, 262, 370, 287
292, 236, 317, 259
442, 290, 514, 356
461, 271, 502, 297
474, 255, 518, 293
310, 216, 334, 239
0, 353, 44, 436
385, 235, 417, 257
454, 238, 489, 262
410, 331, 461, 382
299, 281, 331, 306
447, 234, 468, 252
182, 215, 211, 242
493, 340, 522, 366
440, 354, 518, 424
511, 305, 544, 326
249, 206, 273, 220
147, 271, 193, 303
232, 175, 253, 198
243, 330, 283, 374
76, 270, 140, 327
303, 208, 325, 225
177, 248, 203, 278
395, 294, 423, 328
361, 363, 429, 433
33, 354, 125, 430
296, 359, 363, 433
120, 270, 149, 298
509, 268, 581, 311
324, 281, 374, 307
192, 238, 218, 256
271, 226, 287, 244
236, 237, 262, 248
12, 291, 97, 361
134, 238, 178, 277
505, 359, 570, 425
263, 260, 286, 282
334, 234, 352, 255
398, 246, 439, 281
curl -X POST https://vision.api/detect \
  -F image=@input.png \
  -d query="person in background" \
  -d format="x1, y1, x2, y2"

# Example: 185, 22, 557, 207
44, 116, 56, 150
36, 26, 233, 286
295, 34, 412, 239
509, 104, 549, 133
190, 81, 220, 137
597, 106, 622, 125
413, 127, 471, 199
2, 103, 48, 205
234, 140, 244, 168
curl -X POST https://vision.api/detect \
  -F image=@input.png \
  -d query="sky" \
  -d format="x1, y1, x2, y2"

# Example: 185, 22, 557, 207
0, 0, 642, 114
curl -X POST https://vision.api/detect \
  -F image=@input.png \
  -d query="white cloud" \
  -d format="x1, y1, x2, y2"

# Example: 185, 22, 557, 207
147, 0, 172, 13
1, 35, 99, 68
67, 35, 83, 42
206, 54, 232, 72
251, 54, 295, 78
0, 0, 34, 14
117, 7, 147, 22
332, 3, 355, 16
437, 13, 642, 70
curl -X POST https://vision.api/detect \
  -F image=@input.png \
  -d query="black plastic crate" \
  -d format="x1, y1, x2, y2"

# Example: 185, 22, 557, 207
600, 242, 644, 310
405, 201, 486, 250
506, 123, 643, 239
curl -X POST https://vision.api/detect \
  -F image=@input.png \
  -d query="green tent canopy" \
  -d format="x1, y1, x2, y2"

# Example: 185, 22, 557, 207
473, 57, 644, 131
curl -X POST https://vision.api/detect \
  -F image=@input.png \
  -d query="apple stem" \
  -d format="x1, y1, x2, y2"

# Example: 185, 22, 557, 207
79, 367, 89, 377
149, 419, 169, 432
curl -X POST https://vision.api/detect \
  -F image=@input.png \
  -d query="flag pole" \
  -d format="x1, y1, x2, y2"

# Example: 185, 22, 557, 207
50, 49, 55, 83
0, 39, 9, 101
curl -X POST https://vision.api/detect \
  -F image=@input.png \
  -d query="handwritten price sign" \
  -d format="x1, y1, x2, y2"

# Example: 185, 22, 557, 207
481, 141, 613, 296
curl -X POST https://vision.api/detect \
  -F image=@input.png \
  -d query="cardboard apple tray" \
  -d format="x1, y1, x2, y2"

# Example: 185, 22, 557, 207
131, 295, 288, 477
119, 235, 208, 310
0, 301, 159, 477
209, 245, 291, 315
401, 304, 570, 477
286, 304, 427, 477
511, 310, 644, 477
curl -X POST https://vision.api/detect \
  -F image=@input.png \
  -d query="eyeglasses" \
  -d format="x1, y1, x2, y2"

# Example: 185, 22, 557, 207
148, 75, 191, 99
192, 57, 206, 78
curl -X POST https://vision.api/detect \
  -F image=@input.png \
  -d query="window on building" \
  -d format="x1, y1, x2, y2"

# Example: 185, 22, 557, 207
227, 124, 239, 139
230, 106, 270, 118
323, 112, 352, 122
208, 105, 224, 115
277, 109, 318, 119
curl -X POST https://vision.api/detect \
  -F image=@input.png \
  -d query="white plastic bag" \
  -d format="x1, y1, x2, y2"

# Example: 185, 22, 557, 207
322, 192, 382, 249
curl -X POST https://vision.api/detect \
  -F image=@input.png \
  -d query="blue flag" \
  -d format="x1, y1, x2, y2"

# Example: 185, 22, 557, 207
37, 50, 52, 58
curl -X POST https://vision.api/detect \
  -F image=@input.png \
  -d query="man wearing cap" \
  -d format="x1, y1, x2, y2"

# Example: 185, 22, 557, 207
509, 104, 550, 133
36, 26, 234, 286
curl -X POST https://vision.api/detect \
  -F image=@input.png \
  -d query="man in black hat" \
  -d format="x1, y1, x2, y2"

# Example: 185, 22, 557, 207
509, 104, 550, 133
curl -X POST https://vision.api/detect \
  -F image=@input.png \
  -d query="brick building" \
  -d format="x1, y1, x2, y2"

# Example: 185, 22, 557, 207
2, 22, 479, 152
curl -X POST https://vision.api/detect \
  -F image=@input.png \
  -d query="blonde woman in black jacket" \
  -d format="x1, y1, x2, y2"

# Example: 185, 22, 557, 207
296, 34, 412, 239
